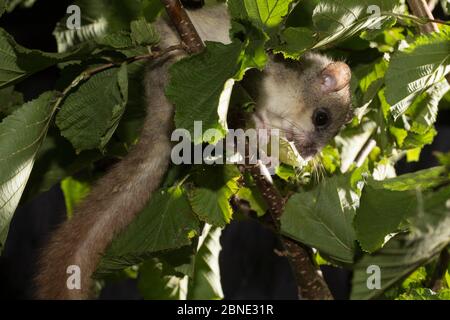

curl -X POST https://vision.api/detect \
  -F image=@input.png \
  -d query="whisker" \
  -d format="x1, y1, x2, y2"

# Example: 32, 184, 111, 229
262, 124, 299, 137
309, 155, 326, 184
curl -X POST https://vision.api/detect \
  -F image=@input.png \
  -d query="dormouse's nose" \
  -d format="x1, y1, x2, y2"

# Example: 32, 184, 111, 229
297, 142, 318, 160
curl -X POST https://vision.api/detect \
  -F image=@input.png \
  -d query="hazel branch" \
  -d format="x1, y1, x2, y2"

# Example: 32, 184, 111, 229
237, 157, 333, 299
160, 0, 204, 53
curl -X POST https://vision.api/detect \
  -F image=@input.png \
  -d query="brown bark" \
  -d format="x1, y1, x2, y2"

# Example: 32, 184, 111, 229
160, 0, 204, 54
282, 238, 334, 300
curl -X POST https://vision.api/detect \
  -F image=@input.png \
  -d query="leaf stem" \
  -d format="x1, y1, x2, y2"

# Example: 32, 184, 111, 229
388, 12, 450, 27
83, 44, 186, 78
176, 174, 191, 188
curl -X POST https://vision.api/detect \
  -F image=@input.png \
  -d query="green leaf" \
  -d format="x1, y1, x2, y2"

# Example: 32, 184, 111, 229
60, 177, 90, 218
4, 0, 35, 12
95, 30, 134, 49
236, 186, 268, 217
0, 0, 5, 17
385, 28, 450, 118
313, 0, 400, 41
279, 137, 307, 168
274, 27, 315, 59
275, 163, 296, 181
56, 64, 129, 152
137, 225, 224, 300
105, 57, 144, 146
403, 127, 437, 150
275, 0, 400, 56
406, 148, 421, 163
389, 126, 408, 147
228, 3, 277, 69
372, 158, 396, 181
354, 58, 389, 119
396, 288, 448, 300
354, 186, 417, 253
441, 0, 450, 14
142, 0, 164, 22
335, 120, 377, 173
98, 186, 200, 274
0, 86, 23, 117
284, 0, 318, 29
401, 266, 427, 290
368, 166, 448, 191
445, 268, 450, 288
435, 151, 450, 170
94, 19, 160, 50
167, 41, 243, 144
361, 26, 405, 53
187, 224, 224, 300
53, 0, 147, 52
157, 245, 197, 279
21, 132, 100, 202
407, 80, 450, 135
138, 258, 188, 300
115, 55, 150, 144
230, 20, 269, 71
188, 165, 240, 228
0, 28, 90, 89
227, 0, 247, 20
0, 91, 57, 250
281, 174, 357, 264
242, 0, 295, 31
320, 145, 340, 174
351, 186, 450, 299
404, 288, 450, 301
130, 18, 159, 46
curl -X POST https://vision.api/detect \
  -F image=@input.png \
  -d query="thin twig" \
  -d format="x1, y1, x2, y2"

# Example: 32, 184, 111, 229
389, 12, 450, 27
83, 44, 185, 78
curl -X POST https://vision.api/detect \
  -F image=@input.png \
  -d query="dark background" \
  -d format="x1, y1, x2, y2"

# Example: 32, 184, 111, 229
0, 1, 449, 300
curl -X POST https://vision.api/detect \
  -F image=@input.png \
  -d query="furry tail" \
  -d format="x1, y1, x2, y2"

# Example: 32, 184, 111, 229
35, 57, 178, 299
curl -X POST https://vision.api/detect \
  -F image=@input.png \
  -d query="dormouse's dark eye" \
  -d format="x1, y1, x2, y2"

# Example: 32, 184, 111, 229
313, 108, 331, 129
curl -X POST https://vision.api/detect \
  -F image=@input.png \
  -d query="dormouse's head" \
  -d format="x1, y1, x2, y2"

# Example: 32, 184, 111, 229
246, 53, 353, 160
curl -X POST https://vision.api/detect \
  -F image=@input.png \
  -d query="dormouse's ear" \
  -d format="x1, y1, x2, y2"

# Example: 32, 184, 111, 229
320, 62, 351, 93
